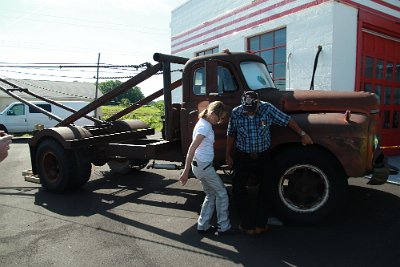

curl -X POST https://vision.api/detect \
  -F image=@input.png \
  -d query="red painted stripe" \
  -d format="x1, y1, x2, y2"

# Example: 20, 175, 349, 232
340, 0, 400, 22
172, 0, 296, 48
172, 0, 399, 54
370, 0, 400, 12
171, 0, 270, 41
172, 0, 328, 54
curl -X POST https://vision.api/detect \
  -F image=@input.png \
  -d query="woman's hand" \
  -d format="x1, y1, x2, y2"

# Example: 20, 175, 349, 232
179, 171, 189, 186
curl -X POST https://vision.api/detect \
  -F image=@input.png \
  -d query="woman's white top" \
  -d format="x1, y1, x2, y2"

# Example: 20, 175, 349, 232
193, 118, 214, 162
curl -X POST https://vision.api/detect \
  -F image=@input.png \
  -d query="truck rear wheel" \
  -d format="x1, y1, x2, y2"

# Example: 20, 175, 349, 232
36, 140, 92, 192
68, 149, 92, 189
270, 146, 348, 225
36, 139, 75, 193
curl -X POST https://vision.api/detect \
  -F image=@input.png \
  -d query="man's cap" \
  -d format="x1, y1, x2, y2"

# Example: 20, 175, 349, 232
241, 91, 259, 112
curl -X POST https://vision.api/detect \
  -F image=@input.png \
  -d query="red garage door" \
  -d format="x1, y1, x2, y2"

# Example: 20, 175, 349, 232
359, 30, 400, 155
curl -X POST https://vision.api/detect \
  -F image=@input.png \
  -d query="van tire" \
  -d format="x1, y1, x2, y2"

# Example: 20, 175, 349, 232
36, 139, 75, 193
270, 146, 348, 225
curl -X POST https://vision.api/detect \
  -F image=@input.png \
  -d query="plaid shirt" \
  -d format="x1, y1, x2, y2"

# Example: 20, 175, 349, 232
227, 101, 290, 153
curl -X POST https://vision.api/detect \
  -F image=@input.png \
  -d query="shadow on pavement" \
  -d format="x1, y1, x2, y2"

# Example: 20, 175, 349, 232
32, 170, 400, 267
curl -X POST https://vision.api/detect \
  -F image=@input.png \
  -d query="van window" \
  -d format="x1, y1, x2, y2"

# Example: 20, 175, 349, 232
8, 103, 25, 116
29, 104, 52, 113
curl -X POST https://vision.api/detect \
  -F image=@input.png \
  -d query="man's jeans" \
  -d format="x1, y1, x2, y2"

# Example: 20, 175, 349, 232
233, 150, 271, 229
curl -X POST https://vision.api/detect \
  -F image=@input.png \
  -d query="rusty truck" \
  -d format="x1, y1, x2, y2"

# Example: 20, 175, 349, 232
0, 50, 391, 224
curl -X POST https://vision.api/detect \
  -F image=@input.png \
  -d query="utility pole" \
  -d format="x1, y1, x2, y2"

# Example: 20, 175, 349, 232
94, 53, 101, 118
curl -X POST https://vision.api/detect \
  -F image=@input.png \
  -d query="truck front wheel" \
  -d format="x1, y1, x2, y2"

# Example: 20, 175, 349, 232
270, 146, 348, 225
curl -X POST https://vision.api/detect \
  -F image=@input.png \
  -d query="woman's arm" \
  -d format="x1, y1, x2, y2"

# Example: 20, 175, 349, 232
179, 134, 205, 185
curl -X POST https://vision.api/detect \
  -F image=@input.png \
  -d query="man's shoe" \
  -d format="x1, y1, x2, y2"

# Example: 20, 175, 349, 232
197, 225, 216, 235
214, 227, 238, 236
255, 225, 269, 235
238, 225, 256, 236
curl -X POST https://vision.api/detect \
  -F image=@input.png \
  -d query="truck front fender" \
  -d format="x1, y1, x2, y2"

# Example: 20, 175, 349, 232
271, 112, 373, 178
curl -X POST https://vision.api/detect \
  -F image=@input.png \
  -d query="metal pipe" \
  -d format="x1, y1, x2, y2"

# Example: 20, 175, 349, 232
0, 85, 63, 122
58, 63, 162, 126
94, 53, 101, 118
107, 79, 182, 121
153, 53, 189, 65
162, 62, 173, 141
9, 88, 104, 124
0, 78, 104, 124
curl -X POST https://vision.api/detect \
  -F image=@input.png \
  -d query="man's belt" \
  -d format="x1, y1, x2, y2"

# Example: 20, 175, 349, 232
236, 149, 267, 159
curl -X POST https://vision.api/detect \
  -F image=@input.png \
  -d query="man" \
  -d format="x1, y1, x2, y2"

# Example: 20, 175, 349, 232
226, 91, 313, 235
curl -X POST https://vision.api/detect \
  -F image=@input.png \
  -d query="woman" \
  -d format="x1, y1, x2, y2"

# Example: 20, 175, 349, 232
179, 101, 233, 236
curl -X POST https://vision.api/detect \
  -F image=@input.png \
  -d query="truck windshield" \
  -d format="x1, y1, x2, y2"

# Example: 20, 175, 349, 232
240, 61, 275, 90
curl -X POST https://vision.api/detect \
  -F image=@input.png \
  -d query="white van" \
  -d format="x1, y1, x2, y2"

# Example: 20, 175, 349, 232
0, 101, 102, 133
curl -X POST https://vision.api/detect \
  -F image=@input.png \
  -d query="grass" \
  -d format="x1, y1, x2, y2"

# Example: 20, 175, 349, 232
101, 104, 164, 131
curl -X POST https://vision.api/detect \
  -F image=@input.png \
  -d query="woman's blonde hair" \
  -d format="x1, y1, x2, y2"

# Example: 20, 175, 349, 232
199, 101, 229, 120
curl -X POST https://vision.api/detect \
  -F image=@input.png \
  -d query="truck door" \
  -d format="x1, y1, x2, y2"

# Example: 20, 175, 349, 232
3, 103, 28, 133
182, 60, 241, 159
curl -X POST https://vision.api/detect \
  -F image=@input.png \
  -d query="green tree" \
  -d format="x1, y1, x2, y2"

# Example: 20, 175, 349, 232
98, 80, 144, 105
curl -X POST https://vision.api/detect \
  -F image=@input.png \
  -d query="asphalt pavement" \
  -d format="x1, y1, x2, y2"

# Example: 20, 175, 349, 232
388, 156, 400, 184
1, 141, 400, 267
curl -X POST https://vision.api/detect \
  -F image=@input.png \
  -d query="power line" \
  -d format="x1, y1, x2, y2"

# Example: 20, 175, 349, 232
0, 62, 152, 69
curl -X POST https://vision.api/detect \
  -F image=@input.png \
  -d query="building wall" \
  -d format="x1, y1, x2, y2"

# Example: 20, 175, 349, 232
171, 0, 398, 94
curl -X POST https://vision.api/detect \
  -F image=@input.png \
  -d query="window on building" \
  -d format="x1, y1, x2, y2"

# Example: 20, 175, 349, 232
247, 28, 287, 90
196, 47, 219, 57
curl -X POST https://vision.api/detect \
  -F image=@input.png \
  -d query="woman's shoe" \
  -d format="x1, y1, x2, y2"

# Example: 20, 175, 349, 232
197, 225, 216, 235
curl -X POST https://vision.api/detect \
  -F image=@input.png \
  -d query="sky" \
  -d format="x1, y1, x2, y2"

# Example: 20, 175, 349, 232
0, 0, 188, 96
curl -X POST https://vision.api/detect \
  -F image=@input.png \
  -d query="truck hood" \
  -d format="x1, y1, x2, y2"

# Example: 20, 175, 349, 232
258, 89, 379, 115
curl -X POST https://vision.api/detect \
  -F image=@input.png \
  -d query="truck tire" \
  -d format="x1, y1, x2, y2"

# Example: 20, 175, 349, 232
36, 139, 76, 193
108, 159, 149, 174
68, 149, 92, 189
270, 146, 348, 225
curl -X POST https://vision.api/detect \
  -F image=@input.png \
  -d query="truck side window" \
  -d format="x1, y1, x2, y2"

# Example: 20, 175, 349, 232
193, 67, 206, 95
217, 66, 237, 94
29, 104, 52, 113
8, 104, 25, 116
